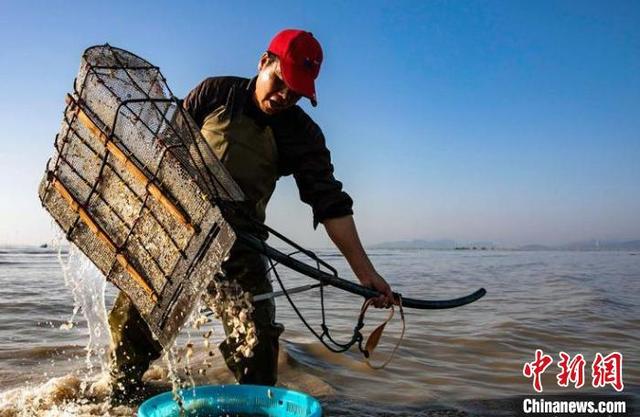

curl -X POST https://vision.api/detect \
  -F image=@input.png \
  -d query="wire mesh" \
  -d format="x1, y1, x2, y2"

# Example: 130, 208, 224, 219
38, 44, 242, 348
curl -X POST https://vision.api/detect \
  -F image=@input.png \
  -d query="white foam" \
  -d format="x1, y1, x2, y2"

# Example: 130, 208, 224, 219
55, 232, 110, 375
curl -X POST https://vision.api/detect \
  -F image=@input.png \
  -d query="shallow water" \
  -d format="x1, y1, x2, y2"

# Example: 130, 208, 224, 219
0, 246, 638, 416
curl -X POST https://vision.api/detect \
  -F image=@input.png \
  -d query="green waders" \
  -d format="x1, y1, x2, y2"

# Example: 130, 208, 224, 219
108, 103, 284, 391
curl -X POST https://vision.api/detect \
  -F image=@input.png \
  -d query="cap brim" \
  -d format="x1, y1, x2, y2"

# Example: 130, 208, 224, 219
280, 59, 317, 106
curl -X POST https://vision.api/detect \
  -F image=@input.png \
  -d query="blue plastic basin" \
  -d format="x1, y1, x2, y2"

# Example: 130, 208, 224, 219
137, 384, 322, 417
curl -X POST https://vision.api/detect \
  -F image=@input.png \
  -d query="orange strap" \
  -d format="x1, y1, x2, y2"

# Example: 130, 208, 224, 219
359, 295, 405, 369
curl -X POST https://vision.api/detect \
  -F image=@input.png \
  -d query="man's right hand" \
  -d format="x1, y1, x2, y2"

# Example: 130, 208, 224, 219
359, 271, 396, 308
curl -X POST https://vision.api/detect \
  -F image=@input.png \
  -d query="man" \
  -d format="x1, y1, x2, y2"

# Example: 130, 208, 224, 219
108, 28, 394, 399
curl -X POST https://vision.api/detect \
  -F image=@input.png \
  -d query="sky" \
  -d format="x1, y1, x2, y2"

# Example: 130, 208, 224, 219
0, 0, 638, 247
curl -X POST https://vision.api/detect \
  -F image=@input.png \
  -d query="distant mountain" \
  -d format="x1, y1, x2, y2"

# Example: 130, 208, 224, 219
371, 239, 455, 249
371, 239, 495, 250
560, 240, 640, 251
371, 239, 640, 251
506, 240, 640, 251
516, 244, 554, 251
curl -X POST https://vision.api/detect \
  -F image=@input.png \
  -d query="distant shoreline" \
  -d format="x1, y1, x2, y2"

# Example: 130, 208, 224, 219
370, 239, 640, 252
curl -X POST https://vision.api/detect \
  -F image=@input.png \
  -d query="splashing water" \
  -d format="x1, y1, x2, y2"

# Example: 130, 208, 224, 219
0, 374, 132, 417
163, 348, 185, 410
54, 232, 110, 376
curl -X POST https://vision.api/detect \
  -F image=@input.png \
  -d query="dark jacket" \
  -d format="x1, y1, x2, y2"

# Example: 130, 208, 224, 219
183, 76, 353, 228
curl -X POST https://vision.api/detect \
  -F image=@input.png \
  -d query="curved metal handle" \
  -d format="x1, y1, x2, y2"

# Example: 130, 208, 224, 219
237, 231, 486, 310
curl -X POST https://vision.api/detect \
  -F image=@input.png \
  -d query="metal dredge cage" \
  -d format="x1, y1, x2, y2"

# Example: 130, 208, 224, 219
38, 44, 243, 347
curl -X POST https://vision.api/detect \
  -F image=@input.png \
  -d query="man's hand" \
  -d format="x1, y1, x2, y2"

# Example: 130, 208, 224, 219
359, 272, 395, 308
323, 215, 397, 309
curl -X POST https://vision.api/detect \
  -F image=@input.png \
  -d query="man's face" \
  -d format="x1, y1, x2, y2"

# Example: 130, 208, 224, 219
253, 53, 302, 115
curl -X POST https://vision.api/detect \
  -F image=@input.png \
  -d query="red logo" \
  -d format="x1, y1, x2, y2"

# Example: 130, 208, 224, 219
557, 351, 586, 388
523, 349, 554, 393
523, 350, 624, 393
592, 352, 624, 391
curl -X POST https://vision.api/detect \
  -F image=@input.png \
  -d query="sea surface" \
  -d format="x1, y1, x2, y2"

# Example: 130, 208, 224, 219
0, 246, 638, 416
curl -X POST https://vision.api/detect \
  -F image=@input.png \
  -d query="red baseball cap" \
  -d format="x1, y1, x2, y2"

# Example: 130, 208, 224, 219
267, 29, 323, 106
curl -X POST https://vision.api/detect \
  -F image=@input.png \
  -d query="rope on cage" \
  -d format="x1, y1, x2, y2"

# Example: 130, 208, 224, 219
260, 239, 362, 353
258, 239, 405, 365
